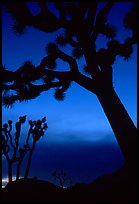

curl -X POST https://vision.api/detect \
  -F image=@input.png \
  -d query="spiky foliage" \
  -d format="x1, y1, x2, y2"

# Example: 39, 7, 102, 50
54, 88, 65, 101
3, 2, 32, 35
44, 56, 57, 69
119, 44, 133, 60
12, 22, 26, 35
3, 94, 16, 108
107, 40, 120, 50
45, 43, 58, 55
124, 37, 133, 46
56, 34, 67, 46
22, 61, 35, 69
2, 2, 136, 107
107, 39, 133, 60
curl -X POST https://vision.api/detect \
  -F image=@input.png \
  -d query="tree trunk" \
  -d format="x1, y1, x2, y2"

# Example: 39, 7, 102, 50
24, 142, 35, 178
96, 87, 137, 172
8, 161, 12, 183
16, 160, 22, 180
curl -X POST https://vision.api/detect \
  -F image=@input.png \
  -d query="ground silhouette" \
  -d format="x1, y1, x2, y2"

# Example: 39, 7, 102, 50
2, 164, 137, 202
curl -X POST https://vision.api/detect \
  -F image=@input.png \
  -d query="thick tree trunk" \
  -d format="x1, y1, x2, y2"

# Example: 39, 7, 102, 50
96, 87, 137, 172
8, 161, 12, 183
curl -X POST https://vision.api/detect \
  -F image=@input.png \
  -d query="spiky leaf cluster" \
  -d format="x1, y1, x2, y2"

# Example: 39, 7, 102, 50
44, 56, 57, 69
119, 44, 133, 60
22, 61, 35, 69
15, 61, 36, 82
107, 40, 120, 51
2, 2, 136, 107
56, 34, 67, 46
45, 43, 58, 55
12, 23, 26, 35
3, 94, 16, 108
54, 88, 65, 101
29, 117, 48, 141
107, 39, 133, 60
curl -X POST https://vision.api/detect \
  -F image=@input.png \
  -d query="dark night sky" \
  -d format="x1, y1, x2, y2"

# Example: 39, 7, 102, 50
2, 2, 137, 187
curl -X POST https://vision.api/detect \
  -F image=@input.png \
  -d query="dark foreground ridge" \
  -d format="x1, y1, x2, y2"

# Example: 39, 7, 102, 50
2, 165, 137, 203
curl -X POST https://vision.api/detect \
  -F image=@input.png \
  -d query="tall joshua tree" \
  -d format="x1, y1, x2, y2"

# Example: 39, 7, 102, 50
2, 116, 27, 182
24, 117, 48, 178
2, 2, 137, 174
2, 116, 48, 182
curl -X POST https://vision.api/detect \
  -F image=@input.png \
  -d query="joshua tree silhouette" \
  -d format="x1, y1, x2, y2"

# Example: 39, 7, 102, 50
2, 116, 27, 182
24, 117, 48, 178
2, 116, 48, 182
2, 3, 137, 176
52, 170, 72, 188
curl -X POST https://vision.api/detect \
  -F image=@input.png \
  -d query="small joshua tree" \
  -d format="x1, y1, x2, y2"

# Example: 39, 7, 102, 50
2, 116, 48, 182
52, 170, 72, 188
24, 117, 48, 178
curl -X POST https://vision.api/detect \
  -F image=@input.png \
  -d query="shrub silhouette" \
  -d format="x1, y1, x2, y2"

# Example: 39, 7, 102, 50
52, 170, 72, 188
2, 116, 48, 182
2, 3, 137, 177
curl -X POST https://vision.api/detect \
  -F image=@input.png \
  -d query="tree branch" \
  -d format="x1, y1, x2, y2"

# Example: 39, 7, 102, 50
91, 2, 115, 42
4, 2, 67, 34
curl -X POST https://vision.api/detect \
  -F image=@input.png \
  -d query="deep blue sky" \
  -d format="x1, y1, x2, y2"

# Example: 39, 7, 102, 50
2, 2, 137, 187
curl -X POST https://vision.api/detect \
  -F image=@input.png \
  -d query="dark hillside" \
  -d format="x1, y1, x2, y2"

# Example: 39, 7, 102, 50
2, 165, 137, 202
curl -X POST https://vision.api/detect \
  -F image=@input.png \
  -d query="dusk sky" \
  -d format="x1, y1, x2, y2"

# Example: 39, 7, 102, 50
2, 2, 137, 187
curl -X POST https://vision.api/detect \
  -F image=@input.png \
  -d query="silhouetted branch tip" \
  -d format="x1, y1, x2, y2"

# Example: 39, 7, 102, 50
56, 34, 67, 46
12, 22, 26, 35
3, 94, 16, 108
44, 56, 57, 69
54, 89, 65, 101
45, 43, 58, 55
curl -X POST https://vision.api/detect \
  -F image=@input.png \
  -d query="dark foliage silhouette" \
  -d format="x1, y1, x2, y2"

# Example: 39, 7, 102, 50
52, 170, 72, 188
2, 116, 48, 182
2, 1, 137, 192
